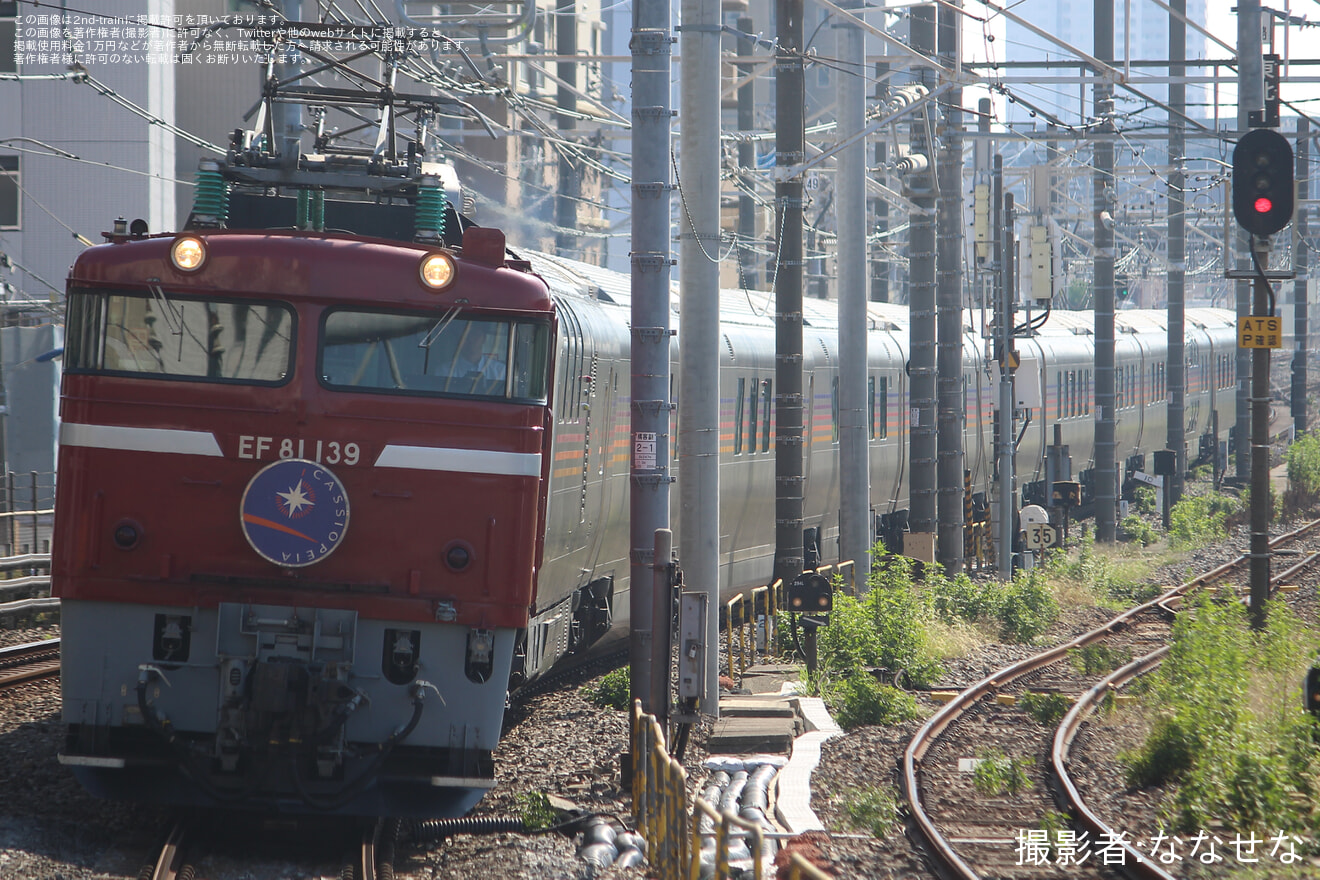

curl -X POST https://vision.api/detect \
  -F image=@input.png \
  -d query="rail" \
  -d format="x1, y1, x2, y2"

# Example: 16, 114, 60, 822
903, 516, 1320, 880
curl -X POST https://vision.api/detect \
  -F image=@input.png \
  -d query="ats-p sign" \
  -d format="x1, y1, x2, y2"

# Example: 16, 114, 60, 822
1238, 316, 1282, 349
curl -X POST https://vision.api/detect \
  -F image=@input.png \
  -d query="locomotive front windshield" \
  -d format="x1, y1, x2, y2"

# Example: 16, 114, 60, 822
320, 309, 551, 402
64, 288, 294, 383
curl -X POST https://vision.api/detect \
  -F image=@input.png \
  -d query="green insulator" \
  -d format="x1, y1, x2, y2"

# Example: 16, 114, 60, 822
296, 188, 310, 230
310, 190, 325, 231
415, 184, 447, 241
192, 167, 229, 225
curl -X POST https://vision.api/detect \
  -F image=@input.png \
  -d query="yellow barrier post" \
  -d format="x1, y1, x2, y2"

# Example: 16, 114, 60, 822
787, 850, 835, 880
725, 593, 741, 678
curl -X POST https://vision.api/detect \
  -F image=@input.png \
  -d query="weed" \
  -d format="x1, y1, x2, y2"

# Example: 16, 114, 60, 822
1284, 430, 1320, 512
1167, 494, 1237, 549
972, 752, 1033, 796
1120, 514, 1158, 547
825, 671, 921, 730
1123, 595, 1320, 835
814, 553, 943, 687
1069, 643, 1132, 676
1132, 485, 1158, 516
840, 786, 901, 838
1018, 691, 1071, 726
580, 666, 631, 710
924, 565, 1058, 644
996, 568, 1058, 643
517, 791, 559, 830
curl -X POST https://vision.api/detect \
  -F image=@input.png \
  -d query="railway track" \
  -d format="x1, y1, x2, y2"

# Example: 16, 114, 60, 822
902, 518, 1320, 879
136, 815, 401, 880
0, 638, 60, 689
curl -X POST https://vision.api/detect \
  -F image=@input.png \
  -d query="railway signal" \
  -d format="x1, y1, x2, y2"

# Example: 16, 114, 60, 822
1232, 128, 1295, 237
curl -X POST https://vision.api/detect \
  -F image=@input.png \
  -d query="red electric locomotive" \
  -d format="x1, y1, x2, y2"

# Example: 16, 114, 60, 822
53, 145, 556, 815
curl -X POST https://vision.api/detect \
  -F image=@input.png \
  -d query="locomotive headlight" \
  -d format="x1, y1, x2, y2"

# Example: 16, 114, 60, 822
170, 235, 207, 272
112, 519, 142, 550
419, 252, 456, 290
444, 541, 472, 572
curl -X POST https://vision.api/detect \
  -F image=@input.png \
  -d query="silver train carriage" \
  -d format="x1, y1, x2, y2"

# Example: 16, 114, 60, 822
517, 250, 1238, 679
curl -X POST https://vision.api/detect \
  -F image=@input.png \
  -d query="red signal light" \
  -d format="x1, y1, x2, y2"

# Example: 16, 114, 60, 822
1255, 196, 1274, 214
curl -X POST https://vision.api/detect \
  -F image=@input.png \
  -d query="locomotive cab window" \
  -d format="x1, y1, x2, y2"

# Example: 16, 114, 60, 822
65, 288, 294, 383
320, 309, 550, 402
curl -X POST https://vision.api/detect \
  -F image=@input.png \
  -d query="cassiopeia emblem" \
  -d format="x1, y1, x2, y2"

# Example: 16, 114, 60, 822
240, 458, 350, 567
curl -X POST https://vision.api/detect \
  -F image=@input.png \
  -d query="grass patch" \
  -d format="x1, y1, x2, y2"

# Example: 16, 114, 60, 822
1167, 493, 1237, 549
840, 786, 901, 838
1069, 643, 1133, 676
972, 752, 1033, 796
517, 791, 559, 830
1018, 691, 1071, 726
1121, 596, 1320, 835
820, 671, 921, 730
580, 666, 631, 710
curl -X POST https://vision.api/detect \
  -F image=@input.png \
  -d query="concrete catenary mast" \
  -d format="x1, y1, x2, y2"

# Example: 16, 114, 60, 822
771, 0, 806, 589
1167, 0, 1187, 506
1295, 117, 1310, 436
907, 5, 938, 552
629, 0, 673, 715
1093, 0, 1117, 542
936, 0, 965, 573
1236, 0, 1263, 480
835, 0, 870, 578
678, 0, 721, 714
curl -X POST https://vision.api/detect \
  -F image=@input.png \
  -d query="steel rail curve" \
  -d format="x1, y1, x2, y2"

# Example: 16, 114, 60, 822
0, 638, 60, 688
1049, 539, 1320, 880
901, 517, 1320, 880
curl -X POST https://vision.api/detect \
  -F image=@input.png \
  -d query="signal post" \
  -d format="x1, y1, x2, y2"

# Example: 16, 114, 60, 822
1231, 127, 1294, 630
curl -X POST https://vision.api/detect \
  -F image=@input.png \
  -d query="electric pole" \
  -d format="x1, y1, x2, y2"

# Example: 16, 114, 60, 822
771, 0, 806, 591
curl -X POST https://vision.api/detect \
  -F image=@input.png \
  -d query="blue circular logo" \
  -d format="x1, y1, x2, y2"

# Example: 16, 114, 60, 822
240, 459, 351, 567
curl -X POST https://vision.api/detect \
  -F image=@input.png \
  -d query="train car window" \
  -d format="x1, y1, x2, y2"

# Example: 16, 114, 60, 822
734, 377, 745, 454
1084, 370, 1090, 414
65, 288, 293, 384
1056, 371, 1062, 419
831, 376, 839, 443
556, 304, 583, 421
748, 376, 759, 453
320, 310, 549, 402
761, 380, 772, 452
868, 376, 876, 440
877, 377, 887, 439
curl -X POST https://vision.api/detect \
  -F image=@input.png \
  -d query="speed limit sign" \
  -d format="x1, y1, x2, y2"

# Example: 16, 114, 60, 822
1022, 523, 1058, 550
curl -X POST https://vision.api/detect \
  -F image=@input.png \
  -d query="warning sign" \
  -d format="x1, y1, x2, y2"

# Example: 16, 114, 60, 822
1238, 316, 1282, 349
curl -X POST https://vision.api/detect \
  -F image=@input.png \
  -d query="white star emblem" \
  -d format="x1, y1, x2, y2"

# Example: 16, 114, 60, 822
277, 482, 313, 516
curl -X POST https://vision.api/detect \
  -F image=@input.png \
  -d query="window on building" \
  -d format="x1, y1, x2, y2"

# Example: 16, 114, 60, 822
0, 157, 17, 229
0, 2, 15, 74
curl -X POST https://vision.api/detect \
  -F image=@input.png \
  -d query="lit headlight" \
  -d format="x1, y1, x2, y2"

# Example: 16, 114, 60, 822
419, 252, 456, 290
170, 235, 207, 272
